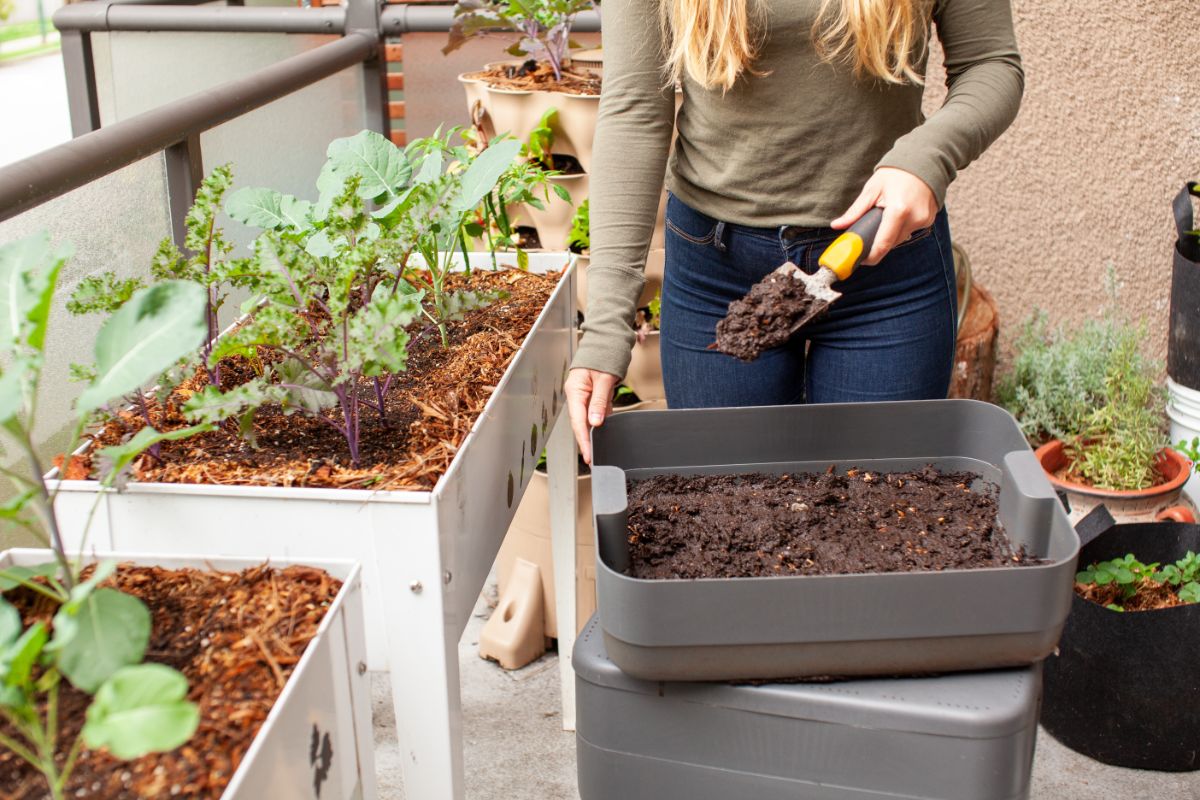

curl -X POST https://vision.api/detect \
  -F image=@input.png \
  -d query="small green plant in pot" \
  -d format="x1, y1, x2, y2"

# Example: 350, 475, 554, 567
445, 0, 596, 84
998, 308, 1191, 521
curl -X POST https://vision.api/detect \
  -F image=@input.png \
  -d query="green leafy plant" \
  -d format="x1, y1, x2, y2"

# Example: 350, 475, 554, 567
180, 129, 530, 464
444, 0, 595, 81
567, 198, 589, 253
1076, 552, 1200, 612
636, 292, 661, 338
526, 108, 558, 171
0, 233, 203, 799
998, 308, 1166, 491
1176, 436, 1200, 473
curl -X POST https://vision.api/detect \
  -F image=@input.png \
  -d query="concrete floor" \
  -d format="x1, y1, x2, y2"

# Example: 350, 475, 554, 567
371, 587, 1200, 800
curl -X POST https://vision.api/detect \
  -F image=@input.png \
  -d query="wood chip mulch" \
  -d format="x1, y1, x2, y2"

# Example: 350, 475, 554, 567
0, 563, 342, 799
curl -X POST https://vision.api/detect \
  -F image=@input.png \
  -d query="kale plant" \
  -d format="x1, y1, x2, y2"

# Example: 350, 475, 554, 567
185, 130, 530, 464
444, 0, 595, 81
0, 233, 204, 799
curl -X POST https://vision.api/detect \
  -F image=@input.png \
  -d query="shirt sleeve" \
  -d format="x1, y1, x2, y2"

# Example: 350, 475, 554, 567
571, 0, 676, 378
876, 0, 1025, 204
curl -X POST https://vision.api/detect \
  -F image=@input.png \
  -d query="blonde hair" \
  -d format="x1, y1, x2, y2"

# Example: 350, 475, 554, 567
660, 0, 928, 93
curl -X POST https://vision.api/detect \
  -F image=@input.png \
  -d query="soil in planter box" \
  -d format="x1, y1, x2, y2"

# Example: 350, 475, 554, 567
1075, 580, 1188, 612
468, 60, 601, 95
714, 270, 821, 362
76, 267, 560, 491
0, 563, 340, 799
626, 467, 1038, 580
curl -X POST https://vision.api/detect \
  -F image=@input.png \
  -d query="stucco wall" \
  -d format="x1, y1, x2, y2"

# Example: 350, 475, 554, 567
925, 0, 1200, 364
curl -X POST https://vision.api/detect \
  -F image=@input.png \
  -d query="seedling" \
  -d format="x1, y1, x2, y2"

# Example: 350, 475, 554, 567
1176, 437, 1200, 472
1076, 551, 1200, 612
567, 198, 589, 253
0, 233, 203, 799
444, 0, 595, 82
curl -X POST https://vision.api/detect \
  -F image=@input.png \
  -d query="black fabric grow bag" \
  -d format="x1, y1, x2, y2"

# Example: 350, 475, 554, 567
1041, 507, 1200, 771
1169, 181, 1200, 389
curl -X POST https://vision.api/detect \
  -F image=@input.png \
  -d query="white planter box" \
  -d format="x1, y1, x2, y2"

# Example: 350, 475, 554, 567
47, 252, 578, 800
0, 549, 374, 800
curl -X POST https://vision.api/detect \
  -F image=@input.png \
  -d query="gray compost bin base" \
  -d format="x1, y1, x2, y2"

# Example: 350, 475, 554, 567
575, 617, 1041, 800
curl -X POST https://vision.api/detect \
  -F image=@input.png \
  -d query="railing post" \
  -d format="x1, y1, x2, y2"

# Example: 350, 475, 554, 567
165, 134, 204, 249
345, 0, 388, 139
60, 30, 102, 137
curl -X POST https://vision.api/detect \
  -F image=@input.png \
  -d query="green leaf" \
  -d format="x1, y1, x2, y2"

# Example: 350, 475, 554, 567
1179, 582, 1200, 604
226, 187, 313, 231
96, 424, 216, 486
414, 149, 444, 184
304, 230, 346, 259
65, 560, 117, 608
516, 249, 530, 272
83, 663, 199, 759
325, 130, 413, 202
0, 598, 19, 647
454, 139, 522, 215
343, 288, 424, 377
51, 588, 150, 693
77, 280, 209, 412
0, 562, 61, 592
183, 380, 288, 426
0, 232, 71, 351
66, 272, 146, 316
0, 361, 30, 424
2, 622, 47, 688
1105, 603, 1124, 612
551, 183, 572, 203
272, 360, 337, 413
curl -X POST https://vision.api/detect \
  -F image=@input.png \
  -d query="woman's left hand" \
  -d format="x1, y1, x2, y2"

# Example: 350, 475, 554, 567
831, 168, 938, 266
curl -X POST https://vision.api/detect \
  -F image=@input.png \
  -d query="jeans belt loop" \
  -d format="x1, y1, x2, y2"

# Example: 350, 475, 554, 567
713, 220, 728, 253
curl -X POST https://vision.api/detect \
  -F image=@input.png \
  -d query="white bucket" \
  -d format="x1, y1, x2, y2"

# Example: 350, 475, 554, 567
1168, 378, 1200, 415
1167, 398, 1200, 506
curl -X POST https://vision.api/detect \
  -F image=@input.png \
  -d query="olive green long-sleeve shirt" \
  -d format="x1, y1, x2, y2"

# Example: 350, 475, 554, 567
574, 0, 1024, 378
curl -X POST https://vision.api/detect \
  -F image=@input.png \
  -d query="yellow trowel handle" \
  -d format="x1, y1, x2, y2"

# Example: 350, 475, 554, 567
818, 207, 885, 281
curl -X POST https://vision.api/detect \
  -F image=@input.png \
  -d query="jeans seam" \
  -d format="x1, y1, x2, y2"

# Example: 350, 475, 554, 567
930, 220, 958, 373
665, 218, 716, 246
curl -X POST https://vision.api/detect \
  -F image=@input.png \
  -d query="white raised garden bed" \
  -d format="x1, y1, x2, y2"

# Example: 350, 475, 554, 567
47, 252, 577, 800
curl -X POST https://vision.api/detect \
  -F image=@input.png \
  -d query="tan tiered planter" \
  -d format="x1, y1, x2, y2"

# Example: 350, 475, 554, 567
527, 172, 589, 251
624, 330, 664, 402
480, 399, 666, 668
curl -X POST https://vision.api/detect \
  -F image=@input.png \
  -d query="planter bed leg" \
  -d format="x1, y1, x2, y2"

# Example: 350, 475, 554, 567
375, 526, 465, 800
548, 403, 578, 731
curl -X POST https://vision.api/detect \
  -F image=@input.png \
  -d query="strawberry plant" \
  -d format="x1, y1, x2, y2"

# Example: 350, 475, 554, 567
0, 233, 204, 799
1076, 551, 1200, 611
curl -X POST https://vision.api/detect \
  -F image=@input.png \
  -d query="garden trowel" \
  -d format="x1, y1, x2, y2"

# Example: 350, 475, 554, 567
775, 205, 884, 331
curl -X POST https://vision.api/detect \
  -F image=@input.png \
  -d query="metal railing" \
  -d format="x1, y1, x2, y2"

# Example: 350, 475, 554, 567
0, 0, 601, 248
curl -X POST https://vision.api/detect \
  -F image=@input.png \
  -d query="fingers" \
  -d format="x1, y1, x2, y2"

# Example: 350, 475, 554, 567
565, 369, 594, 464
864, 204, 907, 266
589, 372, 619, 427
831, 183, 880, 230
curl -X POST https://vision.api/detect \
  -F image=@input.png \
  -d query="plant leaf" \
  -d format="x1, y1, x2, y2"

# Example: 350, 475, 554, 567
51, 588, 150, 693
2, 622, 47, 688
0, 562, 61, 592
96, 425, 215, 486
183, 380, 288, 425
77, 280, 209, 412
454, 139, 522, 215
0, 232, 71, 351
343, 288, 424, 378
0, 598, 19, 648
272, 360, 337, 413
83, 663, 199, 759
325, 130, 413, 202
226, 187, 313, 231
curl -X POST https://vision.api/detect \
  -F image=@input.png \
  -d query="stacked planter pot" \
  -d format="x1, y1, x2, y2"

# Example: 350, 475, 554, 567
576, 399, 1077, 799
47, 252, 577, 800
1169, 181, 1200, 503
0, 549, 374, 800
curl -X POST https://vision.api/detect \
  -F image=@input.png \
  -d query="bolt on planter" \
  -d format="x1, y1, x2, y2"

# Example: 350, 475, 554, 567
574, 616, 1041, 800
590, 399, 1079, 681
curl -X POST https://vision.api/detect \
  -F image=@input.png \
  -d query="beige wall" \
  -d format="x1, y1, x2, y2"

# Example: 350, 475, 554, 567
925, 0, 1200, 363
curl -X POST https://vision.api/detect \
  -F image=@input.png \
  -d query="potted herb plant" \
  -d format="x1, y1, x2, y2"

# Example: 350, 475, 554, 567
45, 129, 576, 799
519, 108, 586, 251
447, 0, 601, 171
998, 311, 1193, 523
0, 233, 373, 800
1042, 508, 1200, 771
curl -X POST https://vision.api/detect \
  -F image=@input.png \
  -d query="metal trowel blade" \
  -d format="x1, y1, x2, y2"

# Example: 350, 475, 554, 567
773, 262, 842, 335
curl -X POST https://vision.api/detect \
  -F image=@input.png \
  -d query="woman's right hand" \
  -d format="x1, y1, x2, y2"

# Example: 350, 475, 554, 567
565, 367, 620, 464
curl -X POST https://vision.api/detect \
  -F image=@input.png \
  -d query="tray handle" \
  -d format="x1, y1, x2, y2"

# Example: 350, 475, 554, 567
591, 466, 632, 573
1000, 449, 1061, 557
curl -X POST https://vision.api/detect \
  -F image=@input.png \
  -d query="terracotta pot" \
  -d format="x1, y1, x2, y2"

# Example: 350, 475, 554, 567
525, 171, 588, 251
624, 330, 664, 402
576, 248, 664, 316
1034, 440, 1195, 524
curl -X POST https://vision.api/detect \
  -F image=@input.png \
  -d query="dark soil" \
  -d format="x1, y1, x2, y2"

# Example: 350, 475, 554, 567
1075, 580, 1189, 612
548, 154, 585, 175
75, 267, 562, 491
626, 467, 1038, 580
468, 60, 601, 95
0, 563, 340, 799
714, 269, 825, 361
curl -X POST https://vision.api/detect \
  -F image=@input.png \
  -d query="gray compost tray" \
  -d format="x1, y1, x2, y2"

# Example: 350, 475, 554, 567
574, 616, 1041, 800
590, 399, 1078, 681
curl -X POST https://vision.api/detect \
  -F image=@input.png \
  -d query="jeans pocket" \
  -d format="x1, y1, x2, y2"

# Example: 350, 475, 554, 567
666, 217, 717, 246
893, 224, 934, 250
665, 193, 719, 246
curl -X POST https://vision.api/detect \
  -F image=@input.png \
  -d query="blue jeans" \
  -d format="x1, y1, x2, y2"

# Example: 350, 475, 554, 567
660, 193, 957, 408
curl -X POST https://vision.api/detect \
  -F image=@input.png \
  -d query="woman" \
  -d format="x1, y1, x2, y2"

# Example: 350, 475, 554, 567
566, 0, 1024, 462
